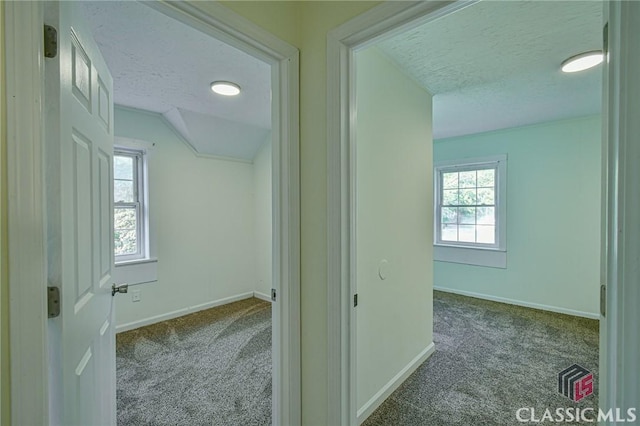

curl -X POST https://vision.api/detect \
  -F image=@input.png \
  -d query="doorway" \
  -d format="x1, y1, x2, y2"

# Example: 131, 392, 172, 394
355, 2, 602, 422
4, 1, 300, 424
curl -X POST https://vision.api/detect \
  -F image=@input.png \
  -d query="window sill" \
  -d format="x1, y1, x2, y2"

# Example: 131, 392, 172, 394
115, 257, 158, 267
434, 245, 506, 269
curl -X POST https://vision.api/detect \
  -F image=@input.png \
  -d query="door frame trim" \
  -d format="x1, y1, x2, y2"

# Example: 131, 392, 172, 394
325, 1, 633, 424
4, 1, 301, 425
4, 2, 49, 425
601, 2, 640, 420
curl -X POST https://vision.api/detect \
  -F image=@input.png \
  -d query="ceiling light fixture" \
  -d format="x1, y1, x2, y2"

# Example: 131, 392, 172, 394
210, 81, 241, 96
561, 51, 604, 73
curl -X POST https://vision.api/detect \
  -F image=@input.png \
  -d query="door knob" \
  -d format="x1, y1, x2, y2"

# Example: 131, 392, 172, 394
112, 283, 129, 296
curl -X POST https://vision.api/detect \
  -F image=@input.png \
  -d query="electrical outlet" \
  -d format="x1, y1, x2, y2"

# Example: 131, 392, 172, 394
132, 290, 141, 303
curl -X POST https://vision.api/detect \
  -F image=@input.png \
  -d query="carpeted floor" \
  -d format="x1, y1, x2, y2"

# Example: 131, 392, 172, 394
116, 292, 599, 426
116, 297, 272, 426
363, 291, 599, 426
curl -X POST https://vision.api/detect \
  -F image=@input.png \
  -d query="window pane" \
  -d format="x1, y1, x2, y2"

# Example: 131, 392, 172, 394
458, 171, 476, 188
459, 188, 476, 205
436, 160, 503, 248
477, 225, 495, 244
477, 169, 495, 188
441, 207, 457, 224
477, 207, 495, 225
442, 172, 458, 189
115, 230, 138, 256
458, 225, 475, 242
114, 207, 137, 256
114, 180, 135, 203
459, 207, 476, 224
441, 224, 457, 241
115, 206, 137, 229
114, 155, 134, 180
442, 189, 458, 205
477, 188, 494, 205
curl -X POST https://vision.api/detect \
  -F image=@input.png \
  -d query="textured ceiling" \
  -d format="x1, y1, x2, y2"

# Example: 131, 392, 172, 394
164, 107, 271, 160
82, 1, 271, 160
377, 0, 603, 140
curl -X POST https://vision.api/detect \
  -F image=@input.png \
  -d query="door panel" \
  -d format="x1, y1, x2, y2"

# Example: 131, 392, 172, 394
72, 131, 94, 305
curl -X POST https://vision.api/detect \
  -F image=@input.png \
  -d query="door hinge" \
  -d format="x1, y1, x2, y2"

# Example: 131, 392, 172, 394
603, 22, 609, 58
48, 287, 60, 318
354, 293, 358, 307
44, 25, 58, 58
600, 284, 606, 317
271, 288, 276, 302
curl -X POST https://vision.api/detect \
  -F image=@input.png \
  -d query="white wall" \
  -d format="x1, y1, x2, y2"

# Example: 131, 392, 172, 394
114, 106, 271, 329
355, 48, 434, 415
434, 116, 602, 318
253, 135, 272, 298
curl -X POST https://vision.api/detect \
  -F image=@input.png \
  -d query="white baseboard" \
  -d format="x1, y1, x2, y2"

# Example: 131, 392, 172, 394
433, 286, 600, 320
357, 342, 436, 424
253, 291, 273, 302
116, 292, 256, 333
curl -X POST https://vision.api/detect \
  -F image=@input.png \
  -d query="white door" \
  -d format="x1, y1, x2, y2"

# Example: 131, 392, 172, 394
45, 2, 116, 424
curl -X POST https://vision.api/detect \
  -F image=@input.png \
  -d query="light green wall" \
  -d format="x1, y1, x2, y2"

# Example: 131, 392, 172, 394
220, 1, 300, 47
210, 2, 381, 423
355, 48, 433, 411
0, 2, 10, 423
114, 107, 259, 327
434, 116, 602, 317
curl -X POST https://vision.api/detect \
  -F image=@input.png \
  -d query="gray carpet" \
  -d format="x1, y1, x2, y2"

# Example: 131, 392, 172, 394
116, 298, 272, 426
363, 291, 599, 426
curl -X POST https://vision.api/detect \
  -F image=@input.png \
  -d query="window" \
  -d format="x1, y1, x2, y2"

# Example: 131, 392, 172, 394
434, 155, 507, 268
114, 148, 146, 262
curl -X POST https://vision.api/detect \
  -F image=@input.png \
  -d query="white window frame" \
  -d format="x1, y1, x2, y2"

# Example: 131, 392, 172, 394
114, 147, 147, 263
434, 154, 507, 268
